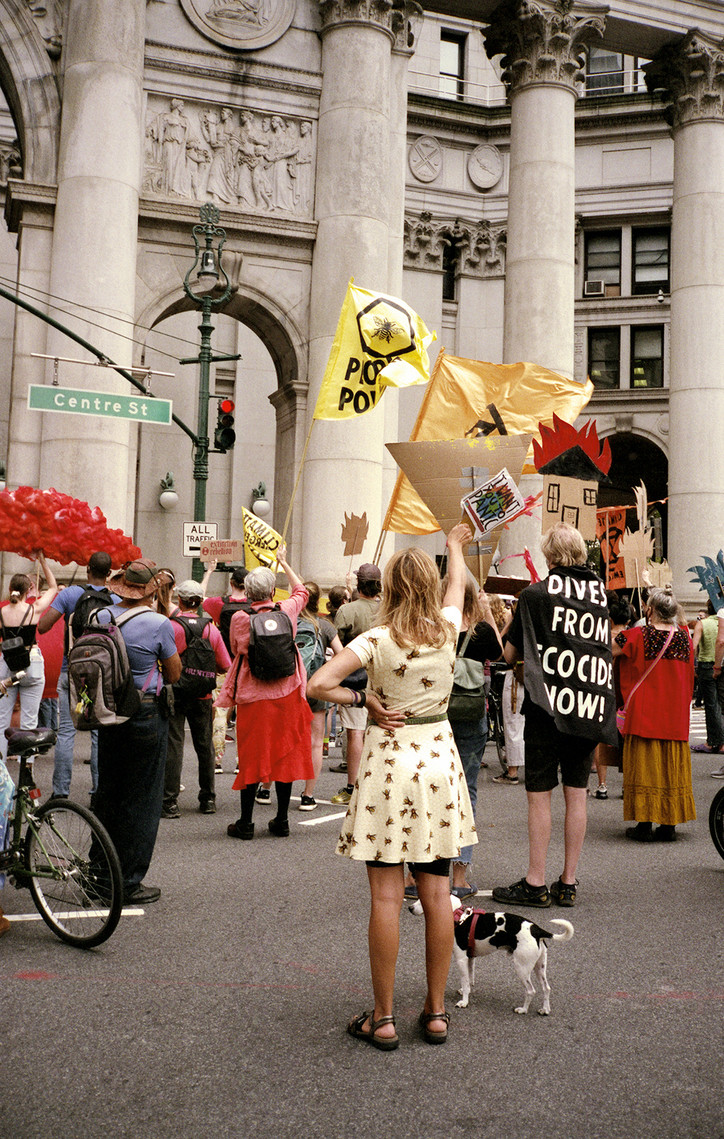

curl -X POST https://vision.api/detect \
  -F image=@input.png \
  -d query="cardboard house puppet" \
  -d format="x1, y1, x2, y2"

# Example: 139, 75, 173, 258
532, 415, 611, 540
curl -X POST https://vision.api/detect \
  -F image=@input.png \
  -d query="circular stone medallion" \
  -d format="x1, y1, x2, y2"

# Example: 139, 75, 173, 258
408, 135, 443, 183
467, 144, 503, 190
180, 0, 296, 51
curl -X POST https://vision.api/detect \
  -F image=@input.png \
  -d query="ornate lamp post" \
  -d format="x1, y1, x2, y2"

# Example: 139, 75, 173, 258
180, 203, 240, 580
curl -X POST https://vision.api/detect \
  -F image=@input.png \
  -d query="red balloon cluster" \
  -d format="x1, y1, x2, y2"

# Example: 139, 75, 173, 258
0, 486, 141, 567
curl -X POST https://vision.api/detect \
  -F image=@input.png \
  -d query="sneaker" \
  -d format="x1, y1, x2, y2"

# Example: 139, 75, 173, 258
214, 759, 224, 774
404, 883, 418, 900
711, 766, 724, 779
179, 784, 185, 793
331, 786, 352, 805
199, 800, 217, 814
234, 763, 239, 775
329, 761, 348, 774
161, 804, 180, 819
594, 784, 608, 799
298, 795, 317, 811
491, 877, 551, 908
225, 731, 235, 743
255, 787, 271, 804
550, 877, 577, 906
492, 773, 519, 785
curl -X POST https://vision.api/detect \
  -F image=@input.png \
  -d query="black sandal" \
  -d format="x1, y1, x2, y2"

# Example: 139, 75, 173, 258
419, 1010, 450, 1044
347, 1011, 399, 1052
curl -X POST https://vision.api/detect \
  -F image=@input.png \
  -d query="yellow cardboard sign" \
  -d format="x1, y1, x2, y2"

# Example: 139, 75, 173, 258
242, 508, 282, 571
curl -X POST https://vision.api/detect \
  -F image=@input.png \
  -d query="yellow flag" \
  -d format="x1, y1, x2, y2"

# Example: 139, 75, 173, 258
383, 351, 594, 535
312, 281, 436, 420
242, 507, 283, 571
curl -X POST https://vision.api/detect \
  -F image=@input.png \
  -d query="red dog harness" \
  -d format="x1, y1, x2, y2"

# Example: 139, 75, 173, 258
454, 906, 487, 958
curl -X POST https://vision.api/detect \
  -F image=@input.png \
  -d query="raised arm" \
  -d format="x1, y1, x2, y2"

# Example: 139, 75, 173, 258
441, 522, 473, 613
31, 551, 58, 617
276, 545, 304, 591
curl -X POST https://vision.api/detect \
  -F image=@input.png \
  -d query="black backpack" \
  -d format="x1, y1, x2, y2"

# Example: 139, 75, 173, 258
171, 613, 218, 704
69, 586, 115, 649
218, 597, 254, 655
68, 608, 143, 729
247, 605, 297, 681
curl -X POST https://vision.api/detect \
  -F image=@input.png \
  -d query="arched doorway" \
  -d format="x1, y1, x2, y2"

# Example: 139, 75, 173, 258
599, 432, 669, 557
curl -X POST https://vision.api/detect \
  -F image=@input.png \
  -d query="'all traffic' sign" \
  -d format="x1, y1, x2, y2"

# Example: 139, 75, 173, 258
183, 522, 218, 558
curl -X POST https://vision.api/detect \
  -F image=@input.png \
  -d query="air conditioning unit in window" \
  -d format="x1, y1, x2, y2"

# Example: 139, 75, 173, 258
584, 280, 606, 297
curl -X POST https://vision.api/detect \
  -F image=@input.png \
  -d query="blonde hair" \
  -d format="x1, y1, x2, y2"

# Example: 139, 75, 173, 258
541, 523, 587, 568
376, 547, 453, 649
489, 594, 509, 632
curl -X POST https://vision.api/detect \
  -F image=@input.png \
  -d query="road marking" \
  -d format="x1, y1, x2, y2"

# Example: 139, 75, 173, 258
298, 811, 348, 827
7, 908, 145, 922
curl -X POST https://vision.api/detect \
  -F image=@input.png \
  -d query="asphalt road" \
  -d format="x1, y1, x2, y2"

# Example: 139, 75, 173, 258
2, 712, 722, 1139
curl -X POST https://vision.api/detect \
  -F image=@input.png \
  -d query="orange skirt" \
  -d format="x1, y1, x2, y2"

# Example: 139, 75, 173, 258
232, 688, 313, 789
622, 735, 696, 826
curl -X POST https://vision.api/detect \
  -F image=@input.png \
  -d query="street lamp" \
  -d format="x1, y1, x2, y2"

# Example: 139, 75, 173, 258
180, 203, 241, 581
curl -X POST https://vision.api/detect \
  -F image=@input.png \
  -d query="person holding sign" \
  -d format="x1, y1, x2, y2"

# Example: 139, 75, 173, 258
493, 523, 617, 909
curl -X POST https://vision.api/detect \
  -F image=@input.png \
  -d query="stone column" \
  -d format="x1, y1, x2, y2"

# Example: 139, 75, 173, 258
645, 32, 724, 604
300, 1, 398, 583
483, 0, 606, 572
37, 0, 146, 533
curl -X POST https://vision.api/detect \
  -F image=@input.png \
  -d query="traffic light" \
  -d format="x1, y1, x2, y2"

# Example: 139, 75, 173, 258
214, 398, 236, 451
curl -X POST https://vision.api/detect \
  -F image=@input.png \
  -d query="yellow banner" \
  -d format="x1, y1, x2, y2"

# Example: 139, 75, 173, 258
242, 508, 283, 571
384, 351, 593, 535
312, 281, 436, 420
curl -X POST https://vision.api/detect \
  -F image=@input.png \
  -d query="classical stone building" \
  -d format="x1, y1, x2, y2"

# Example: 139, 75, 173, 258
0, 1, 722, 603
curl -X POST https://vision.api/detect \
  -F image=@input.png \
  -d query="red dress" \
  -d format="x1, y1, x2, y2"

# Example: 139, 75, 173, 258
216, 584, 313, 788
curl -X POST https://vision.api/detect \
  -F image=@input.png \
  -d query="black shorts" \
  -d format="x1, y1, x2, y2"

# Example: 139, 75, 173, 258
365, 859, 451, 877
523, 702, 596, 792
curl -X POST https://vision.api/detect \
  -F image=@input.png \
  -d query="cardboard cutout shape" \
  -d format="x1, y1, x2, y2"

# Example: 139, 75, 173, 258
341, 511, 368, 557
533, 415, 611, 541
386, 434, 531, 582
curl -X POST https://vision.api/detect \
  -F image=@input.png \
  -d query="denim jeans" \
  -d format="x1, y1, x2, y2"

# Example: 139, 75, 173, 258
164, 697, 215, 809
94, 697, 169, 891
451, 714, 487, 867
0, 654, 46, 760
698, 662, 724, 748
52, 669, 99, 797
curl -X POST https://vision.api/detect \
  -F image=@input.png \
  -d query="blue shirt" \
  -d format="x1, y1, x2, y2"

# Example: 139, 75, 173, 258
51, 583, 121, 668
104, 605, 177, 690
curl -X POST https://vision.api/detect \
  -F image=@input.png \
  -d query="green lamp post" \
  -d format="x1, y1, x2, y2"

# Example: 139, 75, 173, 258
180, 203, 240, 581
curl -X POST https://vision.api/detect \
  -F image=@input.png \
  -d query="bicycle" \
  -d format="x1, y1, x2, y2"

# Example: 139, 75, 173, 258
709, 785, 724, 860
1, 722, 123, 947
487, 662, 508, 773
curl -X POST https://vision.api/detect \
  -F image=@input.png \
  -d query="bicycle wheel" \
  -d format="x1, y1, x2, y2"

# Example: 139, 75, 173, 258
487, 697, 507, 773
24, 799, 123, 947
709, 786, 724, 861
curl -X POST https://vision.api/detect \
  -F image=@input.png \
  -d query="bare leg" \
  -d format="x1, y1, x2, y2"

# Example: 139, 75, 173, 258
304, 711, 325, 797
416, 870, 454, 1032
346, 728, 364, 788
526, 789, 553, 887
364, 863, 404, 1040
0, 905, 9, 936
561, 784, 587, 884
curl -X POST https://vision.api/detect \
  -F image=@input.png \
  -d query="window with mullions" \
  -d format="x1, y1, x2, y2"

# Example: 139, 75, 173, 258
584, 231, 621, 290
631, 325, 664, 388
440, 31, 465, 100
588, 327, 620, 389
632, 227, 669, 295
586, 46, 625, 94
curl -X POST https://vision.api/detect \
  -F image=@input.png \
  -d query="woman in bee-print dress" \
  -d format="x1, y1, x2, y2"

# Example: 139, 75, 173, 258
307, 523, 475, 1051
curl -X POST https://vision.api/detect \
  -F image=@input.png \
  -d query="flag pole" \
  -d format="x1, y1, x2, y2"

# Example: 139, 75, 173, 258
281, 416, 317, 542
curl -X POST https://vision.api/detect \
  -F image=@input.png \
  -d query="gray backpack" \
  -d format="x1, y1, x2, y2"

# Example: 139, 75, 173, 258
68, 608, 145, 730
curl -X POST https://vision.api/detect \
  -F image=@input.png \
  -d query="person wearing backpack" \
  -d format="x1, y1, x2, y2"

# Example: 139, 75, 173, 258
91, 558, 181, 906
0, 551, 58, 761
203, 566, 251, 772
37, 551, 120, 799
161, 580, 231, 819
295, 582, 343, 811
217, 546, 313, 841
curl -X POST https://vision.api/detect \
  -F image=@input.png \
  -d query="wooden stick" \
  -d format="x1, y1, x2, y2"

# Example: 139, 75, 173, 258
281, 416, 316, 542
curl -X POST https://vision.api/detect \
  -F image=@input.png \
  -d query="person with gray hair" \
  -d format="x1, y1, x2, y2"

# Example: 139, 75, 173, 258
612, 584, 696, 842
493, 523, 617, 908
217, 547, 313, 840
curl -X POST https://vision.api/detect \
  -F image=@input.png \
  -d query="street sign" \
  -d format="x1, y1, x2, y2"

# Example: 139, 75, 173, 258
183, 521, 218, 558
200, 538, 245, 563
27, 384, 173, 425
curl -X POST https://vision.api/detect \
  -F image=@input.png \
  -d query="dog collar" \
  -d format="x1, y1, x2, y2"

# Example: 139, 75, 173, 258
454, 906, 487, 958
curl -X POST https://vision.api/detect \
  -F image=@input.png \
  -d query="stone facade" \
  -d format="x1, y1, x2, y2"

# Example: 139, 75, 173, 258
0, 0, 720, 604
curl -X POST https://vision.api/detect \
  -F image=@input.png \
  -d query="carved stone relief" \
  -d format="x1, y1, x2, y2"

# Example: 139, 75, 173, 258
0, 141, 22, 183
143, 99, 315, 216
179, 0, 296, 51
408, 135, 442, 183
644, 31, 724, 128
24, 0, 63, 58
404, 211, 506, 277
319, 0, 397, 37
467, 144, 503, 190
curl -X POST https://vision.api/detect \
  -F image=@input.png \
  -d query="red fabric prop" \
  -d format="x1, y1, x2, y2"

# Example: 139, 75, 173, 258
0, 486, 141, 567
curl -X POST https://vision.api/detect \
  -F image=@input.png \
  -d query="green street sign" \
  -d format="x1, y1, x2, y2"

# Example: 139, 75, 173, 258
27, 384, 173, 425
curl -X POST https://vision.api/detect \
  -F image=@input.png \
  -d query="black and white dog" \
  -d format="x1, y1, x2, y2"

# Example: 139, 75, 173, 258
409, 894, 574, 1015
